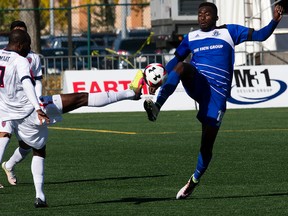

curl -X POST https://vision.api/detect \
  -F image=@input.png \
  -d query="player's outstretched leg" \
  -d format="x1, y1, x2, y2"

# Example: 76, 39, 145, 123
1, 161, 17, 185
176, 174, 199, 199
144, 99, 159, 121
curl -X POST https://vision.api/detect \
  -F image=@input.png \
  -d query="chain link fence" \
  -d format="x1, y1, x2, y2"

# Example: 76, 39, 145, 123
0, 2, 161, 95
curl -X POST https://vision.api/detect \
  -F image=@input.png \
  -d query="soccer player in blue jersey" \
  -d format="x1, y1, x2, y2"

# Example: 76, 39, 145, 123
144, 2, 284, 199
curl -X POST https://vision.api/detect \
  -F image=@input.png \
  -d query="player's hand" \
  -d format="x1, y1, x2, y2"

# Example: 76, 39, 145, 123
148, 86, 158, 95
36, 109, 50, 125
273, 4, 284, 22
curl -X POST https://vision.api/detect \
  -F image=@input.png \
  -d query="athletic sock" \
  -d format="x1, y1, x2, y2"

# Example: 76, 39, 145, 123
5, 147, 31, 170
88, 90, 135, 107
193, 152, 212, 180
156, 70, 180, 107
31, 156, 45, 201
0, 137, 10, 163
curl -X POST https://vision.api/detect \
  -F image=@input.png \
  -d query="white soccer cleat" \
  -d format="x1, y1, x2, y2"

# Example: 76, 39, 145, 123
176, 176, 199, 199
1, 162, 17, 186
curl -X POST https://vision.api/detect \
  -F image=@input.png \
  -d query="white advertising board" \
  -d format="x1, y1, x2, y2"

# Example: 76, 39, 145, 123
62, 65, 288, 113
63, 69, 197, 113
227, 65, 288, 108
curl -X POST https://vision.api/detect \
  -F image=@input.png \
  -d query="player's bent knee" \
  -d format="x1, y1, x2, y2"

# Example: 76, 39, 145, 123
174, 62, 185, 74
174, 62, 196, 77
32, 146, 46, 158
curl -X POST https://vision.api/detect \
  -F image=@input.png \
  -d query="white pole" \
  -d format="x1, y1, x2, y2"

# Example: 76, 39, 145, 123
121, 0, 127, 38
50, 0, 54, 36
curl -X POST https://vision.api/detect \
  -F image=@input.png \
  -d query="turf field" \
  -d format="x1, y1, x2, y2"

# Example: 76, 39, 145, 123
1, 108, 288, 215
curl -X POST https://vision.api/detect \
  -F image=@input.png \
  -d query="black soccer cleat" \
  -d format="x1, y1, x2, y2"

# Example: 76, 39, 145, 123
144, 99, 159, 122
34, 198, 48, 208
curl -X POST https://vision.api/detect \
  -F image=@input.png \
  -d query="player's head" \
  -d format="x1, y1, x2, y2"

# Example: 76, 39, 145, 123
8, 29, 31, 57
10, 20, 27, 32
198, 2, 218, 32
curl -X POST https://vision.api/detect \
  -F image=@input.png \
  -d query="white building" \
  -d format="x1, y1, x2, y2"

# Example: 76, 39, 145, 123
150, 0, 288, 66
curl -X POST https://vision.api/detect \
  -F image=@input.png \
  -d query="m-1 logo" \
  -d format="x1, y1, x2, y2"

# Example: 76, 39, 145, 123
228, 68, 287, 105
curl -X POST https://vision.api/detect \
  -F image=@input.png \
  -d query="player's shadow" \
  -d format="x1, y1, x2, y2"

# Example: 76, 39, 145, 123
93, 191, 288, 205
52, 196, 175, 208
49, 191, 288, 208
96, 197, 174, 205
194, 191, 288, 200
44, 174, 169, 185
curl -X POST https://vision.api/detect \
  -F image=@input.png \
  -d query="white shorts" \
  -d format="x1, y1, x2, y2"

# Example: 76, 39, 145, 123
10, 110, 48, 150
0, 95, 63, 149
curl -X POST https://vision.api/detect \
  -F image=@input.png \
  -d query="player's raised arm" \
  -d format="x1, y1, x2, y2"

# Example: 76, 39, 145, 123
250, 4, 284, 42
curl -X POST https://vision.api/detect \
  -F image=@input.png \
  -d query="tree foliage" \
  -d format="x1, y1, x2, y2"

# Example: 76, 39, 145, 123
0, 0, 20, 32
0, 0, 148, 36
91, 0, 116, 32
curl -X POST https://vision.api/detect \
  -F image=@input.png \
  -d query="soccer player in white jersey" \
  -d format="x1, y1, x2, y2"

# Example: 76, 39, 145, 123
0, 28, 144, 208
0, 21, 43, 189
144, 2, 284, 199
0, 29, 49, 204
9, 20, 43, 98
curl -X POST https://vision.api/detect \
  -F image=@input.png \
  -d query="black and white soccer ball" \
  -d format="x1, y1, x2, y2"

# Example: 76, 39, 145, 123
143, 63, 167, 88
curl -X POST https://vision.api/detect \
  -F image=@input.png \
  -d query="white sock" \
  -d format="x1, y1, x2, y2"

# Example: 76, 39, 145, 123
0, 137, 10, 163
31, 156, 45, 201
5, 147, 31, 170
88, 90, 135, 107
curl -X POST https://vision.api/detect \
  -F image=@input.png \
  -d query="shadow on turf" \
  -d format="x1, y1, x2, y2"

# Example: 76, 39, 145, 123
193, 192, 288, 200
97, 197, 174, 205
47, 192, 288, 208
52, 197, 175, 208
19, 174, 170, 186
48, 191, 288, 208
94, 191, 288, 205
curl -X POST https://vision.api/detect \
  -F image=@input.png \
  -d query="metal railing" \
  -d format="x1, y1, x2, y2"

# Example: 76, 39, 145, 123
41, 50, 288, 95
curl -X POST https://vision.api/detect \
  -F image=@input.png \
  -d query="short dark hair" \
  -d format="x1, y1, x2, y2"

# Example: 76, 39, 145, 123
199, 2, 218, 16
10, 20, 27, 31
9, 29, 30, 44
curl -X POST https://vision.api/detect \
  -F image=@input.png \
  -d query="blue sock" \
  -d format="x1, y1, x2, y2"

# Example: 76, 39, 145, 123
193, 152, 212, 180
156, 71, 180, 107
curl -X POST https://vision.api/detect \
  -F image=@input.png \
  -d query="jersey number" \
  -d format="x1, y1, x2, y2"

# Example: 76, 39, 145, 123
0, 66, 5, 88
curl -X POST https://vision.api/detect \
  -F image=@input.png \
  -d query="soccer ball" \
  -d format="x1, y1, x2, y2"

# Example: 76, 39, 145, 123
143, 63, 167, 88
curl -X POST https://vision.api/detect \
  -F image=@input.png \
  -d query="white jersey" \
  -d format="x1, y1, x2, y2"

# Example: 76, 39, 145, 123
0, 49, 35, 121
27, 51, 42, 78
27, 51, 42, 97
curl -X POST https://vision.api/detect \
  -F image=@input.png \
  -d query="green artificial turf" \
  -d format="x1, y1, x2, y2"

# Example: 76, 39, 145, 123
1, 108, 287, 215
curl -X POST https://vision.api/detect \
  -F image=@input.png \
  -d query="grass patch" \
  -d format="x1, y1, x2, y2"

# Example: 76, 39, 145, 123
1, 108, 288, 215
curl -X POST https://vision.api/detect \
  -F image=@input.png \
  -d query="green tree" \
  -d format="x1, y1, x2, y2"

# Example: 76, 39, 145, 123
0, 0, 20, 32
91, 0, 115, 32
19, 0, 41, 53
40, 0, 71, 35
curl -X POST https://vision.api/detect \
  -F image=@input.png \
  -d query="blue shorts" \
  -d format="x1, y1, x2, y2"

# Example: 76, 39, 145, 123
184, 71, 227, 127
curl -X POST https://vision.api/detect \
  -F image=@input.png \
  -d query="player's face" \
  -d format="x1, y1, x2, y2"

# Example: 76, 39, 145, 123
198, 6, 218, 32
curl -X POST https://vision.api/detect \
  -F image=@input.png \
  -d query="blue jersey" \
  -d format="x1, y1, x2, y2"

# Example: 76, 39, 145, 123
176, 24, 251, 98
158, 20, 278, 126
